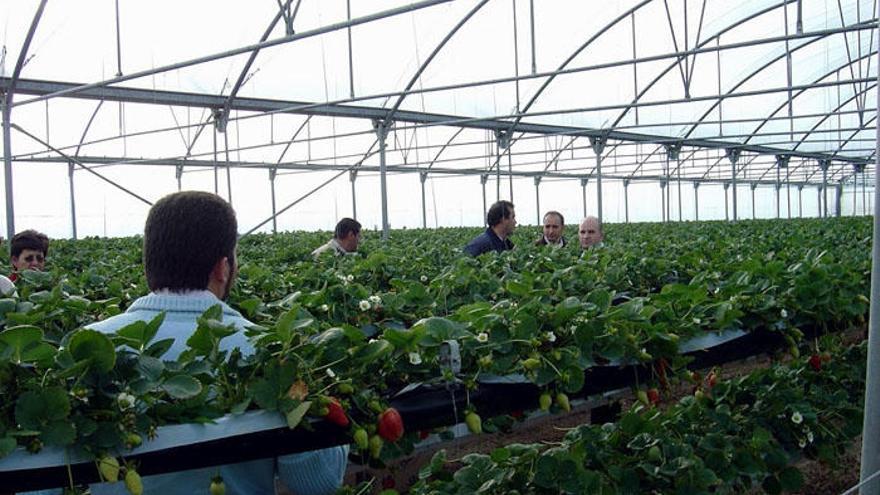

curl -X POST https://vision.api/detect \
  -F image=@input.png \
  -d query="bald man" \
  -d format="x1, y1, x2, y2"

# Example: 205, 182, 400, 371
578, 216, 604, 249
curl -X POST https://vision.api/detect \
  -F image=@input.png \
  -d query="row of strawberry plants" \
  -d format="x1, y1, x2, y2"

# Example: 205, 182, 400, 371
0, 218, 871, 489
406, 337, 866, 495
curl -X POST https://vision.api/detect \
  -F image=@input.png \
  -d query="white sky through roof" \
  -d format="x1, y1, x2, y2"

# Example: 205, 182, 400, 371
0, 0, 876, 238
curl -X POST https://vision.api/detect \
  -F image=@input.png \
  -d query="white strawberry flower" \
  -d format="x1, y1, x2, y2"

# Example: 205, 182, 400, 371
408, 352, 422, 365
798, 438, 807, 448
319, 304, 329, 312
325, 368, 336, 378
545, 332, 557, 343
807, 430, 814, 443
476, 332, 489, 343
117, 392, 136, 411
346, 274, 354, 282
780, 309, 788, 318
420, 275, 428, 283
359, 300, 371, 311
791, 411, 803, 424
369, 295, 381, 304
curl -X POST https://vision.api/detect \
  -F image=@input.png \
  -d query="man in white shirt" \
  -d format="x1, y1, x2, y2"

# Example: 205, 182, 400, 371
312, 218, 361, 258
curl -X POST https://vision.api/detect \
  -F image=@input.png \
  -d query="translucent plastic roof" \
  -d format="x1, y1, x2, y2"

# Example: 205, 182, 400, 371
0, 0, 877, 235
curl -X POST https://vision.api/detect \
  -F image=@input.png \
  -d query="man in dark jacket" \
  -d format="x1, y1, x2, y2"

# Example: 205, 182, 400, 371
534, 211, 566, 248
464, 200, 516, 256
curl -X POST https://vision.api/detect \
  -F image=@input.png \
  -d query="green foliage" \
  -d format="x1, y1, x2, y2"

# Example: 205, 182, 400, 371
411, 341, 867, 495
0, 218, 871, 493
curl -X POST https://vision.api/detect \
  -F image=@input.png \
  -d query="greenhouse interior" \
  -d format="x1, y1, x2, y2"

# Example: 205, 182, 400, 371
1, 0, 880, 494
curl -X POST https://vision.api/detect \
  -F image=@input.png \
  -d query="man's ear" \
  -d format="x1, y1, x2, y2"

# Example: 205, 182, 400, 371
209, 256, 230, 284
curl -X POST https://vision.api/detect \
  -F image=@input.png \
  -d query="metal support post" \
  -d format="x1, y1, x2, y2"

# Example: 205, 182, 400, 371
212, 109, 224, 195
480, 174, 488, 222
660, 180, 667, 222
534, 175, 542, 225
3, 0, 48, 244
775, 164, 782, 218
677, 165, 682, 222
374, 119, 392, 240
666, 143, 682, 223
175, 163, 184, 191
68, 161, 77, 240
724, 182, 730, 221
495, 130, 510, 201
693, 182, 699, 221
860, 30, 880, 488
798, 184, 804, 218
590, 136, 606, 224
580, 178, 588, 218
854, 164, 863, 216
786, 166, 792, 219
819, 159, 830, 218
590, 136, 607, 224
726, 148, 741, 222
835, 184, 842, 217
349, 170, 358, 220
420, 172, 428, 229
817, 186, 822, 217
623, 179, 630, 223
269, 168, 278, 234
751, 183, 758, 219
2, 98, 14, 242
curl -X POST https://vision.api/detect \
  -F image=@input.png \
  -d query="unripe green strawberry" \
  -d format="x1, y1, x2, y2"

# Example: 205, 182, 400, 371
538, 393, 552, 411
126, 433, 142, 449
465, 412, 482, 434
368, 400, 384, 413
555, 393, 571, 412
337, 383, 354, 395
210, 476, 226, 495
636, 390, 650, 406
789, 345, 800, 359
521, 357, 541, 371
369, 434, 384, 459
125, 469, 143, 495
647, 445, 662, 462
97, 455, 120, 482
353, 428, 369, 450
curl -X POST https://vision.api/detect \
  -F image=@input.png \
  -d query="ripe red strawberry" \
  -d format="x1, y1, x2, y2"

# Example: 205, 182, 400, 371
647, 388, 660, 405
382, 475, 396, 489
324, 398, 349, 427
377, 407, 404, 442
706, 371, 717, 388
808, 354, 822, 372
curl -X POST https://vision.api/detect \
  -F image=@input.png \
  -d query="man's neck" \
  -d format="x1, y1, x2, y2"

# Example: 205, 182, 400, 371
491, 225, 507, 241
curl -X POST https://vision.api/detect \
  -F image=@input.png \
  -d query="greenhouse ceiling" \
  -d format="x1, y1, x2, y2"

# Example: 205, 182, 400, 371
0, 0, 878, 236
